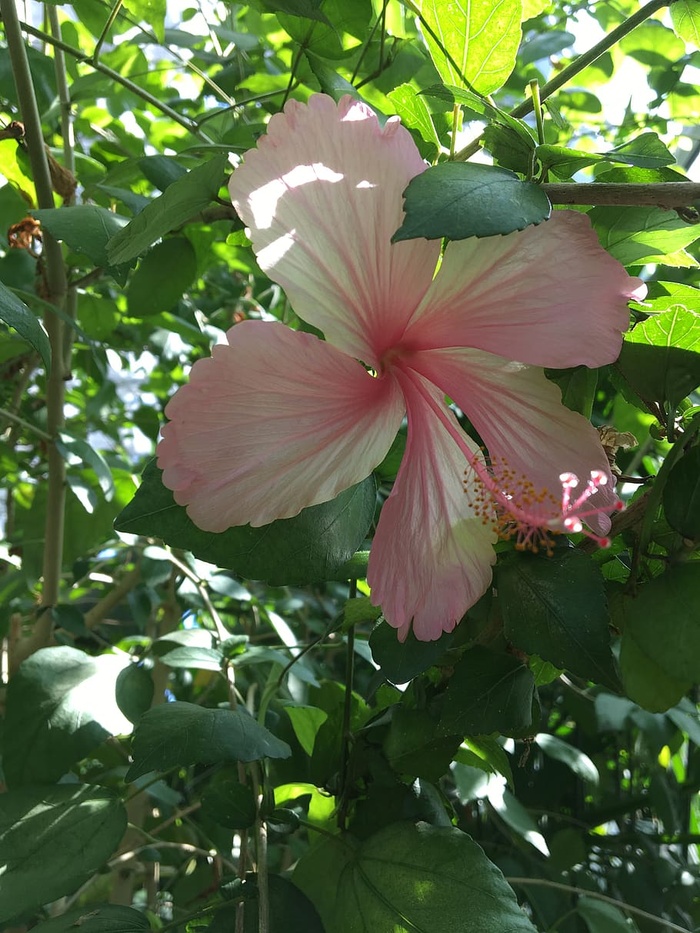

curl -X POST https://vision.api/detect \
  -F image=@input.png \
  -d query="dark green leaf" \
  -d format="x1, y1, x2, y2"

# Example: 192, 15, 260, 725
370, 621, 453, 683
418, 0, 522, 95
115, 460, 377, 585
28, 905, 150, 933
201, 777, 256, 829
618, 564, 700, 691
127, 237, 198, 316
126, 701, 291, 781
138, 155, 188, 190
32, 206, 131, 284
211, 875, 324, 933
616, 307, 700, 410
0, 46, 56, 113
107, 155, 229, 264
3, 646, 132, 787
534, 734, 599, 784
384, 708, 461, 781
663, 446, 700, 538
0, 785, 126, 922
393, 162, 551, 242
439, 646, 536, 736
278, 0, 371, 58
497, 550, 619, 689
293, 822, 538, 933
577, 895, 643, 933
0, 281, 51, 370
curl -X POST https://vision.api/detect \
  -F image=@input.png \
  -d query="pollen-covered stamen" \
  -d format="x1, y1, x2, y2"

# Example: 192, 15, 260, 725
464, 460, 622, 553
464, 456, 561, 555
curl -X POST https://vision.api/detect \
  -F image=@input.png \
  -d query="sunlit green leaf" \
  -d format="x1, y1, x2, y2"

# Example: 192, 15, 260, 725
3, 647, 132, 787
417, 0, 523, 94
670, 0, 700, 49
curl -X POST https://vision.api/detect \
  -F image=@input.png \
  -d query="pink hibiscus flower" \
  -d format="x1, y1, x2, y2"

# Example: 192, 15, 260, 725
157, 94, 644, 642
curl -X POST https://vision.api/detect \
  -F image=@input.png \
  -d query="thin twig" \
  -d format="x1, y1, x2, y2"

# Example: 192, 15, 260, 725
543, 182, 700, 209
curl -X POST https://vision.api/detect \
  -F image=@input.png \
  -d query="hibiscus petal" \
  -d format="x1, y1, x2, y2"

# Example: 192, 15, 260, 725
403, 211, 645, 369
229, 94, 440, 367
368, 369, 497, 642
413, 347, 618, 535
157, 321, 404, 531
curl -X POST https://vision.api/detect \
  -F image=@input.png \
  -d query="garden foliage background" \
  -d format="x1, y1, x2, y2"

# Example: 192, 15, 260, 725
1, 0, 700, 930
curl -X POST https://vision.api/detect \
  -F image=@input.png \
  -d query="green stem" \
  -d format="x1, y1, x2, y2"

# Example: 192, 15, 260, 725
92, 0, 124, 64
529, 79, 545, 146
507, 877, 691, 933
0, 406, 52, 441
19, 20, 204, 138
250, 762, 269, 933
455, 0, 671, 160
1, 0, 68, 658
338, 581, 357, 830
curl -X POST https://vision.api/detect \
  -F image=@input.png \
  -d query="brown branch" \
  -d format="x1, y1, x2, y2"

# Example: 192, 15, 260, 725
543, 182, 700, 210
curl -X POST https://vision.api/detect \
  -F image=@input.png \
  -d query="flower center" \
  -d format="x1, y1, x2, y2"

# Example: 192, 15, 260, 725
465, 459, 621, 554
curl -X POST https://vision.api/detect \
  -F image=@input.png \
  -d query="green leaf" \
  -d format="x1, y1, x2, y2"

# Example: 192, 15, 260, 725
487, 784, 549, 855
577, 895, 642, 933
619, 564, 700, 687
256, 0, 330, 22
201, 776, 256, 830
369, 621, 453, 683
57, 431, 115, 498
619, 624, 690, 713
616, 307, 700, 411
663, 446, 700, 538
283, 704, 328, 756
0, 785, 126, 923
293, 822, 539, 933
115, 460, 377, 586
384, 708, 462, 781
534, 733, 599, 784
605, 132, 675, 169
123, 0, 166, 41
127, 237, 197, 316
671, 0, 700, 49
393, 162, 550, 242
3, 646, 133, 787
32, 205, 131, 285
484, 122, 536, 174
417, 0, 523, 95
589, 206, 700, 267
497, 550, 619, 690
0, 281, 51, 371
107, 155, 229, 264
126, 701, 291, 781
278, 0, 371, 58
439, 646, 536, 736
536, 144, 603, 179
28, 905, 151, 933
138, 154, 188, 190
388, 83, 441, 159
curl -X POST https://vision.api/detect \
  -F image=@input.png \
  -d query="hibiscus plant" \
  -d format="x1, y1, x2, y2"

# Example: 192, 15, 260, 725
0, 0, 699, 931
